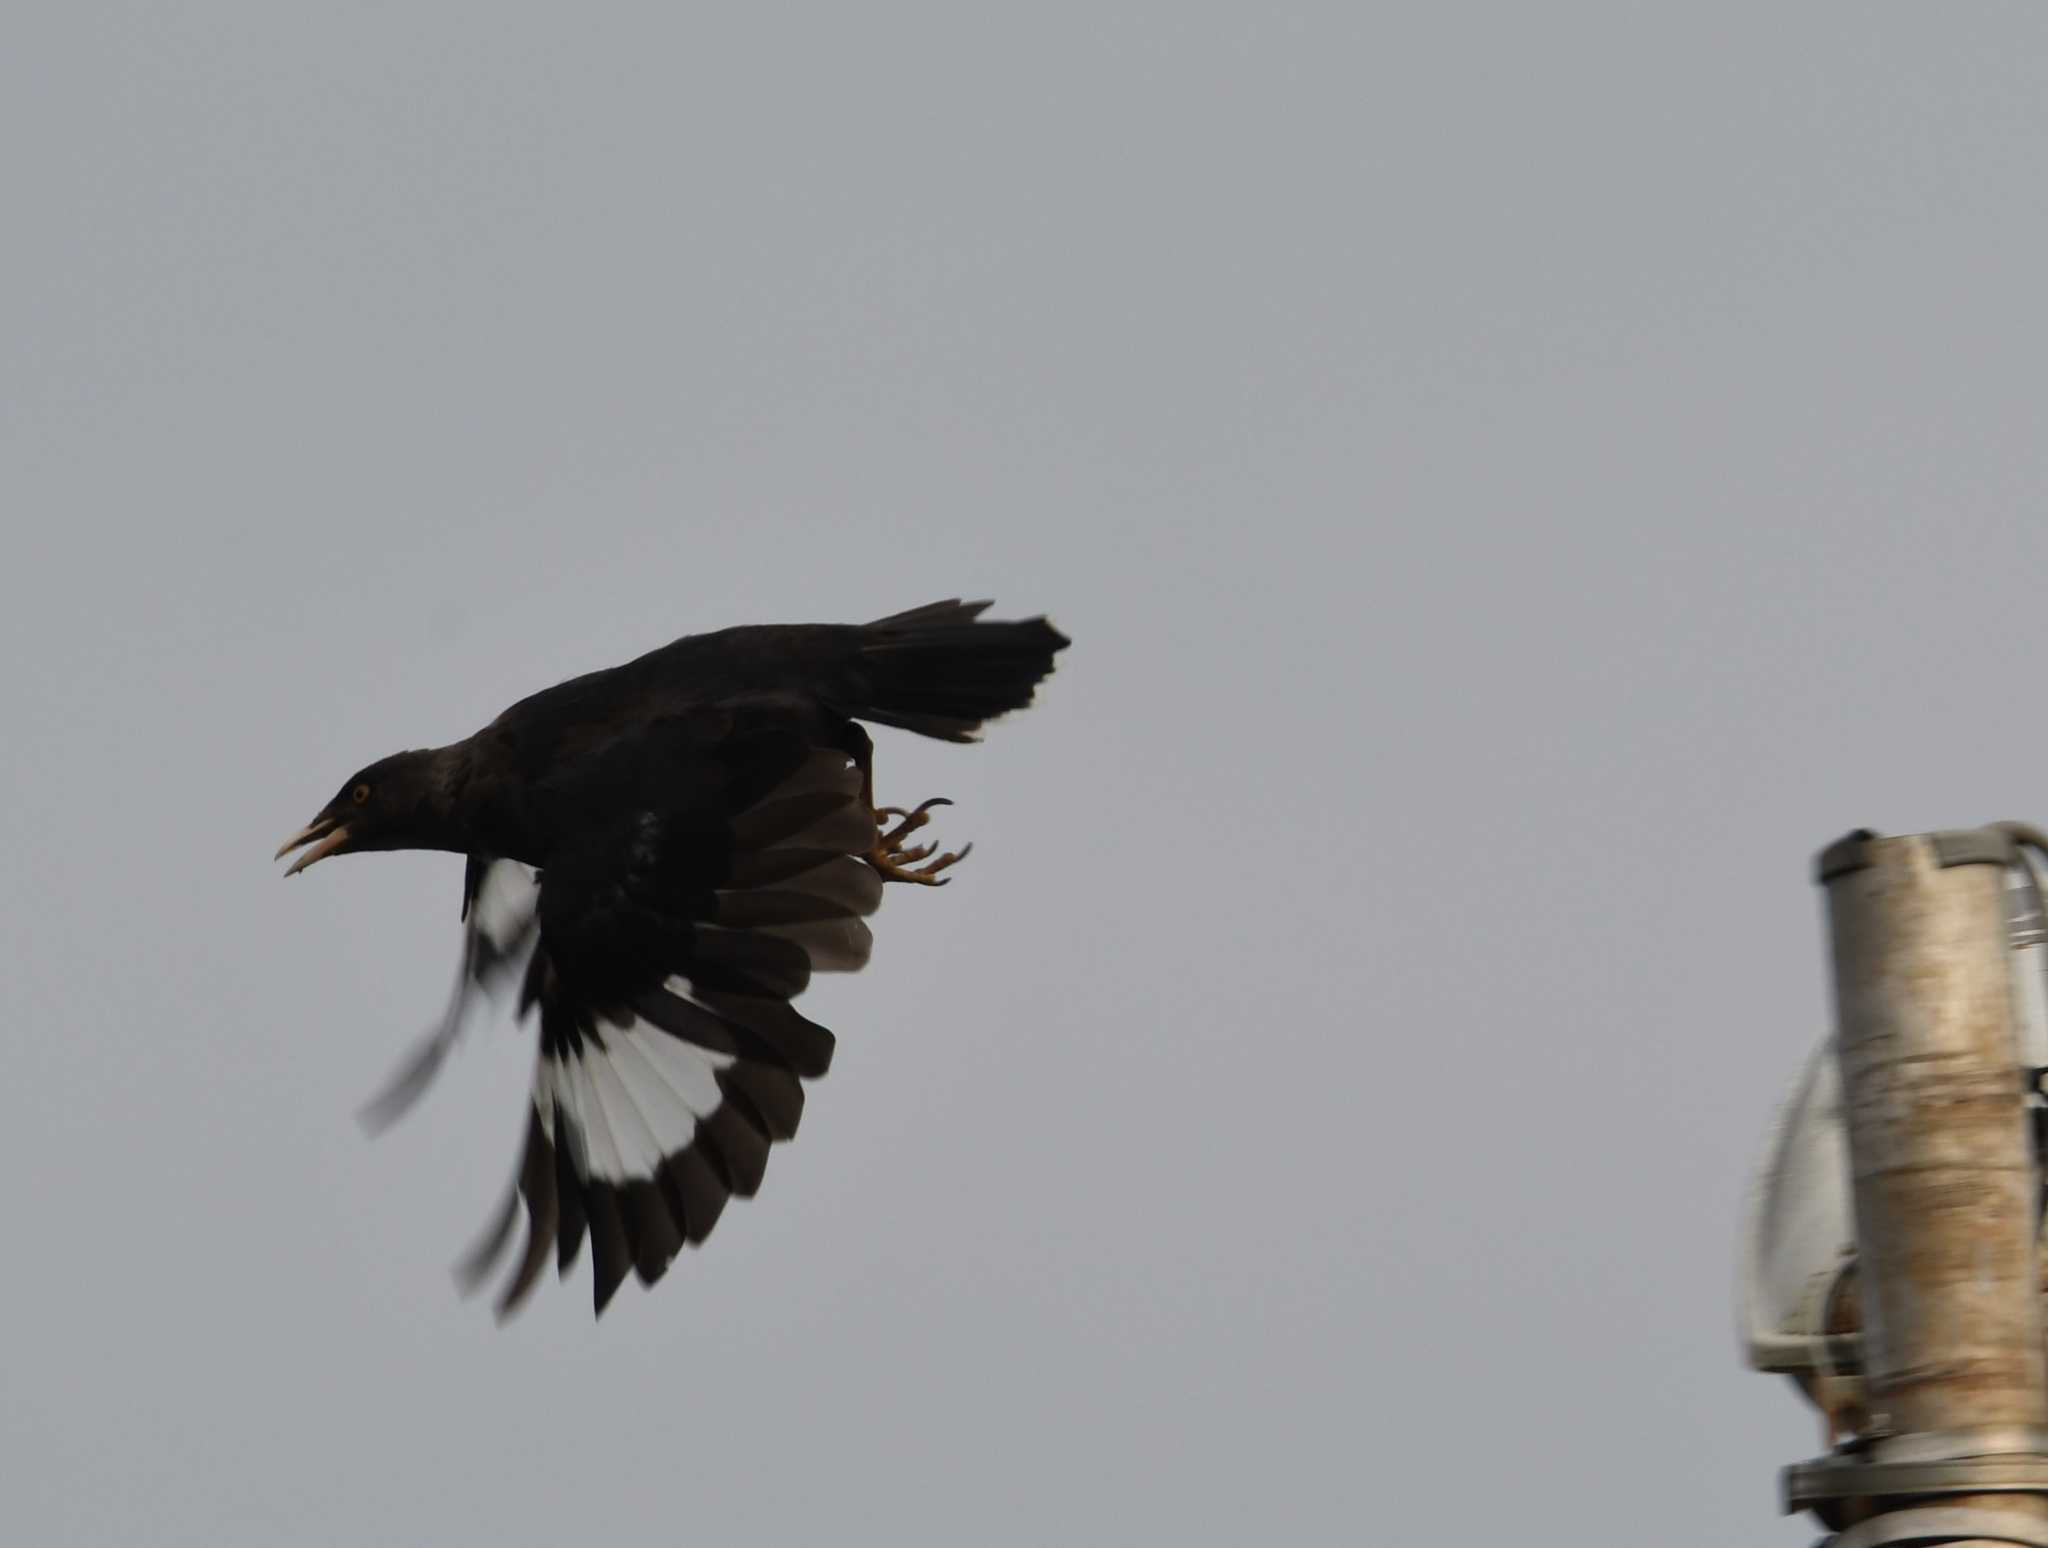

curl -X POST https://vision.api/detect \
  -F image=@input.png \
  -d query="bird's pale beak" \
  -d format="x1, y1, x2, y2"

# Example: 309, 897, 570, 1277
275, 816, 350, 876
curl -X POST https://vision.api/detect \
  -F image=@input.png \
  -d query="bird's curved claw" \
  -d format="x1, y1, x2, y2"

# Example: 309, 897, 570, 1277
869, 797, 971, 885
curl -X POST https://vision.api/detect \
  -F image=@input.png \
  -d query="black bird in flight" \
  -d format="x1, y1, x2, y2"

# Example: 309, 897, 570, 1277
276, 599, 1068, 1317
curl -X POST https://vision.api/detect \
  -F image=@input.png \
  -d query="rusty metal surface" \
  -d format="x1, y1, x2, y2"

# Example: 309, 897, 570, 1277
1787, 1452, 2048, 1509
1826, 1504, 2048, 1548
1824, 832, 2048, 1537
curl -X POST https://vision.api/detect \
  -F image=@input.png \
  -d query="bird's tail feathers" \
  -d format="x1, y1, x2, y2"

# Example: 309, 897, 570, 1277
850, 598, 1069, 742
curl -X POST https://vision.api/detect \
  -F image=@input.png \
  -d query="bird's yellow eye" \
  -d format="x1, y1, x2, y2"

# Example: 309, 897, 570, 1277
352, 783, 371, 805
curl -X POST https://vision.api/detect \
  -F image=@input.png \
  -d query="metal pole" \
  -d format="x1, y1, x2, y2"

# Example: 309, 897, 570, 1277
1818, 829, 2048, 1545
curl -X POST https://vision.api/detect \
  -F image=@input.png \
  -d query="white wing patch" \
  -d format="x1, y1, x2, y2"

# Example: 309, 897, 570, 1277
534, 1011, 736, 1186
581, 1046, 665, 1183
471, 861, 541, 957
619, 1015, 730, 1114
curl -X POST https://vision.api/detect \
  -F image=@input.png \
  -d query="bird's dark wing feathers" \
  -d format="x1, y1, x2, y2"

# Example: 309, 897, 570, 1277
357, 856, 542, 1133
457, 716, 879, 1318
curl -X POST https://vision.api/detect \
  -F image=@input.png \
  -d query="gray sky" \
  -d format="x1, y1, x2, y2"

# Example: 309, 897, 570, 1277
7, 4, 2048, 1543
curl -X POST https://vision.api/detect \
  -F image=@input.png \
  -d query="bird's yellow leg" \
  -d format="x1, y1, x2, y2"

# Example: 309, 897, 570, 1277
851, 740, 971, 884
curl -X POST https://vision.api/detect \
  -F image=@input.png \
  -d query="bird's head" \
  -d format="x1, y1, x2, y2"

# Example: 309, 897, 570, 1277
274, 749, 451, 875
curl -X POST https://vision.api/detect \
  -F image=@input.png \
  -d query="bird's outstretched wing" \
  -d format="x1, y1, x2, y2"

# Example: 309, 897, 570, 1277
457, 715, 878, 1318
357, 856, 542, 1132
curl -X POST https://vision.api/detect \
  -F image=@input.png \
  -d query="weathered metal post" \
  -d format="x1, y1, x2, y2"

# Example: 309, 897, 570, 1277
1800, 829, 2048, 1546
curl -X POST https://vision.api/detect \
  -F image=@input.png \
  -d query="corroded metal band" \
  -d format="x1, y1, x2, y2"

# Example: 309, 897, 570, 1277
1815, 827, 2019, 884
1786, 1453, 2048, 1513
1826, 1503, 2048, 1548
1877, 1427, 2048, 1465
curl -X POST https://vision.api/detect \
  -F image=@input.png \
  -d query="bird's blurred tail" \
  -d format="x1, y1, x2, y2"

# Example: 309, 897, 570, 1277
849, 599, 1070, 742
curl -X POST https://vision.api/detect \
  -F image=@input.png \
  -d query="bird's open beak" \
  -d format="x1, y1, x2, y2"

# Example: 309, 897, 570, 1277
275, 816, 351, 876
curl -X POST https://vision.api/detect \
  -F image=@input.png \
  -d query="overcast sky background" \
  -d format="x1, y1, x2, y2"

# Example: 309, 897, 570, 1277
8, 5, 2048, 1543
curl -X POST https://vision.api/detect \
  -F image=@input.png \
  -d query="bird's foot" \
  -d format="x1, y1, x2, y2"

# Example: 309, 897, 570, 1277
869, 797, 971, 885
